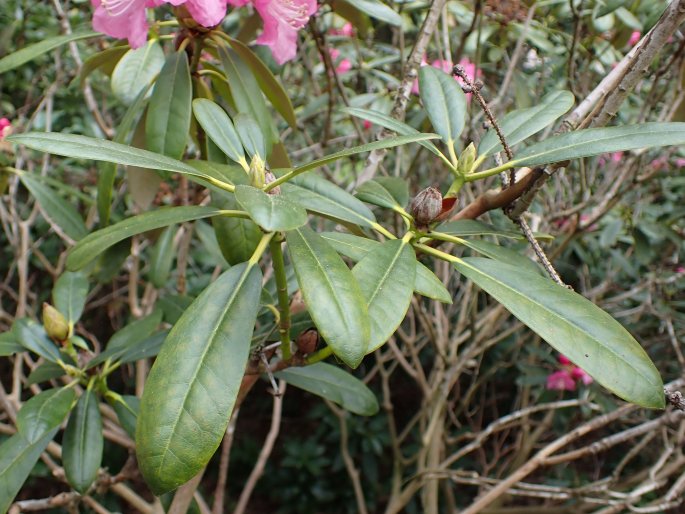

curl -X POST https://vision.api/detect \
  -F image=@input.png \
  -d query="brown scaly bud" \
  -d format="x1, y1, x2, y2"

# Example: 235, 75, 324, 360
43, 303, 69, 342
265, 169, 281, 195
409, 186, 443, 228
296, 328, 319, 355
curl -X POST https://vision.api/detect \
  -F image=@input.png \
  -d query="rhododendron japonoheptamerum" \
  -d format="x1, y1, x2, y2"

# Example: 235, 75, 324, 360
91, 0, 317, 64
546, 354, 593, 391
0, 118, 12, 140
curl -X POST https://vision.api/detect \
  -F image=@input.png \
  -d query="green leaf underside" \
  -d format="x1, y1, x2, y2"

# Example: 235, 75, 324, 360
438, 220, 525, 239
281, 173, 376, 228
111, 41, 164, 104
63, 390, 103, 493
286, 228, 370, 368
355, 180, 401, 209
353, 240, 416, 352
0, 31, 99, 74
53, 271, 89, 325
457, 238, 542, 276
8, 133, 217, 184
235, 113, 266, 160
478, 90, 575, 157
342, 0, 403, 25
275, 363, 379, 415
321, 232, 452, 303
0, 429, 58, 513
136, 263, 262, 494
66, 206, 223, 270
19, 174, 87, 241
235, 185, 308, 231
192, 99, 245, 165
455, 257, 664, 408
512, 122, 685, 167
146, 52, 192, 160
17, 387, 76, 444
419, 67, 467, 150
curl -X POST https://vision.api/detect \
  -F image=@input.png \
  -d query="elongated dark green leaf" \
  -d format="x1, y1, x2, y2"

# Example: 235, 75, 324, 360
192, 99, 246, 166
53, 271, 89, 325
511, 123, 685, 168
321, 232, 452, 303
17, 387, 76, 443
63, 390, 103, 493
456, 238, 542, 276
455, 257, 664, 408
19, 174, 87, 241
118, 331, 167, 365
66, 206, 222, 270
235, 113, 266, 159
112, 395, 140, 439
438, 219, 525, 239
342, 107, 447, 161
217, 44, 275, 152
212, 190, 262, 265
137, 262, 262, 494
27, 362, 65, 386
0, 332, 23, 356
77, 45, 128, 87
225, 37, 297, 129
149, 225, 177, 288
0, 31, 99, 74
478, 91, 575, 157
419, 67, 467, 152
98, 83, 152, 226
111, 41, 165, 104
275, 363, 379, 415
0, 429, 58, 513
8, 133, 217, 183
14, 318, 61, 362
286, 227, 370, 368
342, 0, 402, 25
281, 174, 376, 228
352, 240, 416, 352
146, 52, 192, 159
235, 185, 308, 231
374, 177, 409, 207
355, 180, 400, 209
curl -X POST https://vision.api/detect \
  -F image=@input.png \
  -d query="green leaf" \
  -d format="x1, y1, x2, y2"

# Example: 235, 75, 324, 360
419, 66, 467, 152
235, 185, 308, 231
457, 238, 542, 276
342, 107, 447, 162
511, 123, 685, 168
225, 37, 297, 129
286, 227, 370, 368
146, 51, 192, 159
19, 174, 87, 241
454, 257, 664, 408
53, 271, 89, 325
341, 0, 402, 25
117, 331, 167, 365
374, 177, 409, 207
137, 262, 262, 495
217, 44, 275, 153
355, 179, 401, 209
111, 395, 140, 439
0, 429, 58, 514
13, 318, 61, 362
8, 133, 218, 184
235, 113, 266, 159
78, 45, 129, 88
192, 99, 246, 166
158, 295, 195, 325
212, 190, 262, 265
149, 225, 177, 288
111, 41, 165, 105
352, 240, 416, 352
27, 362, 65, 386
0, 332, 24, 357
478, 91, 575, 157
0, 31, 99, 74
63, 390, 104, 493
66, 206, 223, 270
438, 219, 525, 239
321, 232, 452, 303
281, 174, 377, 228
17, 387, 76, 443
275, 363, 379, 415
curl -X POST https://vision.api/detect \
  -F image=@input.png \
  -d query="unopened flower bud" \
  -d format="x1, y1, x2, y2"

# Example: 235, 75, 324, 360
265, 169, 281, 195
43, 303, 69, 342
296, 329, 319, 355
248, 154, 266, 188
458, 142, 476, 174
409, 187, 443, 227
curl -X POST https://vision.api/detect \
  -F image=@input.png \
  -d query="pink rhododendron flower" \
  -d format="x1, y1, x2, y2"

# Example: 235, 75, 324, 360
229, 0, 318, 64
329, 22, 353, 37
675, 158, 685, 168
328, 48, 351, 74
546, 370, 576, 391
628, 31, 641, 46
676, 266, 685, 274
363, 119, 372, 130
570, 366, 593, 385
0, 118, 12, 140
91, 0, 227, 49
557, 354, 571, 365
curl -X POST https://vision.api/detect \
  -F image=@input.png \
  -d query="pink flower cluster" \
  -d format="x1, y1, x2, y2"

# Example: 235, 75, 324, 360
546, 354, 593, 391
412, 57, 479, 100
0, 118, 12, 140
91, 0, 317, 64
